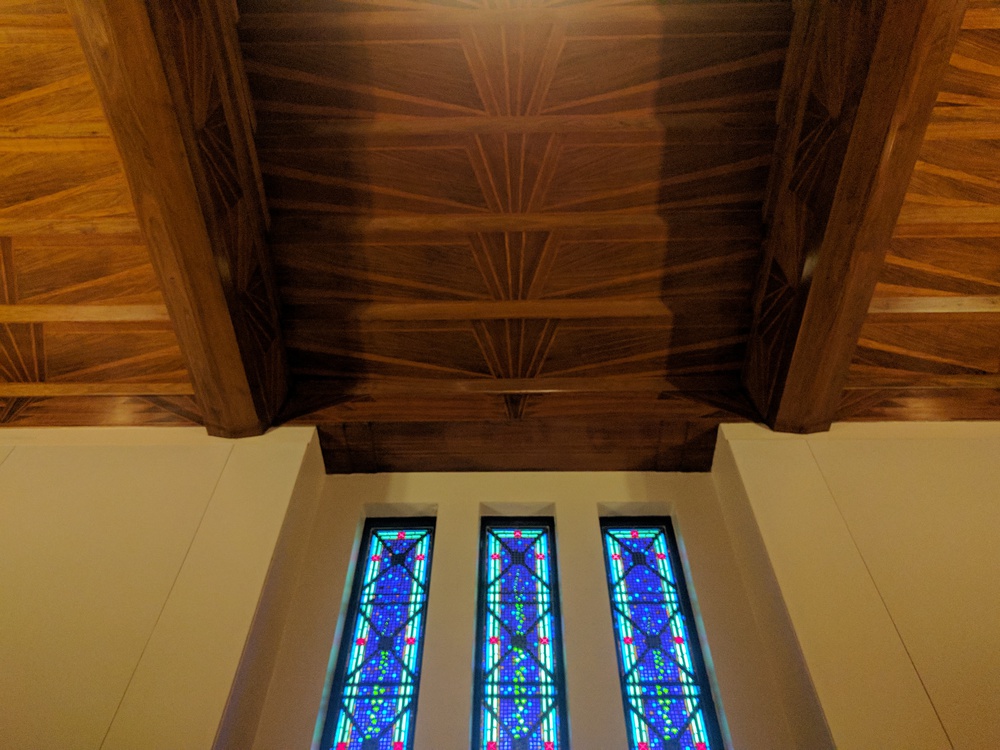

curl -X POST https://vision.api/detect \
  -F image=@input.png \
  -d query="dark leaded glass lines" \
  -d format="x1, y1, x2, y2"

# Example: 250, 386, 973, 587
474, 519, 568, 750
602, 521, 724, 750
320, 520, 435, 750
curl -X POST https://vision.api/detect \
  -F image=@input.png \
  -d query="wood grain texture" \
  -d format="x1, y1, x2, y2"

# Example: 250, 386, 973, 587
240, 1, 789, 469
848, 2, 1000, 412
743, 0, 969, 433
0, 4, 197, 420
316, 416, 737, 473
65, 0, 287, 437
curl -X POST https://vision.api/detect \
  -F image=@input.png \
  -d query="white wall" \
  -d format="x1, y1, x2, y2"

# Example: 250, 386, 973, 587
0, 427, 321, 750
250, 472, 819, 750
717, 422, 1000, 750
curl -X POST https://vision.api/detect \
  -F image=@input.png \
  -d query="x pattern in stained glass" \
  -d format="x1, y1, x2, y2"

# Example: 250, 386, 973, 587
603, 524, 721, 750
476, 523, 566, 750
322, 524, 434, 750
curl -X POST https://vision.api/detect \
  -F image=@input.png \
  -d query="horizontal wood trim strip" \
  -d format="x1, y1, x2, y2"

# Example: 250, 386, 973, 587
296, 374, 741, 396
0, 383, 195, 397
962, 7, 1000, 28
868, 295, 1000, 314
0, 305, 171, 323
286, 298, 745, 321
270, 211, 763, 235
0, 137, 117, 153
0, 25, 78, 44
845, 374, 1000, 389
0, 218, 142, 236
897, 205, 1000, 225
0, 124, 112, 139
240, 5, 792, 32
255, 114, 777, 139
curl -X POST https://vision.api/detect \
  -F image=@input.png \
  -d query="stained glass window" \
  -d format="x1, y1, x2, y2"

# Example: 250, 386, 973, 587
473, 517, 569, 750
601, 519, 724, 750
318, 518, 435, 750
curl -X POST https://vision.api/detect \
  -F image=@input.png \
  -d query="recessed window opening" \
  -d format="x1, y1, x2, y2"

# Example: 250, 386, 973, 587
600, 518, 724, 750
319, 517, 436, 750
473, 517, 569, 750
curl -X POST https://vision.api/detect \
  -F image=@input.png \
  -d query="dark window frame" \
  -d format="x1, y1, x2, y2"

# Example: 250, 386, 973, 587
599, 516, 725, 750
318, 516, 437, 750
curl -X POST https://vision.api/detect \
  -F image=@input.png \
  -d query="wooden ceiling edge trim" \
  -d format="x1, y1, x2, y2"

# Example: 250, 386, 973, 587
867, 296, 1000, 314
282, 299, 750, 321
0, 384, 196, 397
64, 0, 288, 439
0, 305, 171, 323
742, 0, 969, 434
289, 375, 743, 396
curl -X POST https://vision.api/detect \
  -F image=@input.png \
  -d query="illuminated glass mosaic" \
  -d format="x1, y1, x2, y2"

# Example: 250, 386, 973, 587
601, 519, 724, 750
473, 518, 568, 750
319, 519, 435, 750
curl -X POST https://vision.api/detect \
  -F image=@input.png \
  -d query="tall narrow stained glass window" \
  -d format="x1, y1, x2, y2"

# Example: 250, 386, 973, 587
473, 517, 569, 750
601, 518, 724, 750
319, 518, 435, 750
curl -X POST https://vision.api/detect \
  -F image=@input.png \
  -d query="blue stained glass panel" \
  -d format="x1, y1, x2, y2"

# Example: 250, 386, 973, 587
319, 518, 435, 750
601, 519, 724, 750
473, 518, 568, 750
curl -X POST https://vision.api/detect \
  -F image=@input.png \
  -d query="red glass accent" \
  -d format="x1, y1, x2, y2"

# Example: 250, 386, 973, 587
630, 530, 639, 538
371, 555, 381, 562
337, 743, 348, 750
545, 743, 554, 750
639, 743, 649, 750
397, 531, 406, 540
356, 637, 367, 646
696, 744, 707, 750
394, 743, 404, 750
491, 553, 500, 560
673, 636, 685, 644
539, 636, 549, 645
656, 552, 666, 560
416, 553, 425, 561
535, 552, 545, 559
514, 530, 522, 538
623, 636, 633, 645
406, 637, 416, 645
488, 743, 498, 750
489, 636, 500, 645
612, 553, 622, 560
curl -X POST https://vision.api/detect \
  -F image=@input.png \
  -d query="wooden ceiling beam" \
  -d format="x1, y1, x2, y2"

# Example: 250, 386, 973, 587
743, 0, 968, 433
65, 0, 287, 437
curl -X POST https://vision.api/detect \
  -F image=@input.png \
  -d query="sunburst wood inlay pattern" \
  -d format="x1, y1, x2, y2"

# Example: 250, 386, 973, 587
240, 0, 790, 468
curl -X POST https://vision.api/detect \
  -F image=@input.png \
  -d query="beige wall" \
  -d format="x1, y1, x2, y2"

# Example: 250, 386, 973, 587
0, 427, 320, 750
251, 472, 817, 750
11, 421, 993, 750
717, 422, 1000, 750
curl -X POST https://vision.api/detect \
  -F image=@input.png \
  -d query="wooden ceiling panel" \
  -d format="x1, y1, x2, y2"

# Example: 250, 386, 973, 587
0, 394, 200, 426
242, 0, 789, 469
0, 145, 138, 235
43, 323, 190, 385
274, 229, 758, 305
851, 315, 1000, 379
875, 237, 1000, 298
0, 3, 199, 425
316, 417, 724, 473
10, 235, 164, 305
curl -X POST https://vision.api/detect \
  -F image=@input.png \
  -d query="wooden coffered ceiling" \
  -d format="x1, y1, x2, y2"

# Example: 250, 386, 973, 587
1, 0, 998, 472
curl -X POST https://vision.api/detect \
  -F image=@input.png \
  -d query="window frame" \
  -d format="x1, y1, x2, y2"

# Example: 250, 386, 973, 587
471, 515, 571, 750
599, 516, 725, 750
317, 515, 437, 750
